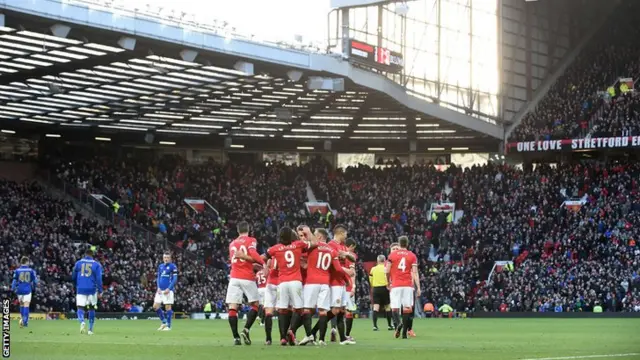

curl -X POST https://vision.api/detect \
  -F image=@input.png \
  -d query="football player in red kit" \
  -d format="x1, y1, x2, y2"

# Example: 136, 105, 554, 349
265, 226, 317, 346
386, 236, 421, 339
226, 221, 265, 345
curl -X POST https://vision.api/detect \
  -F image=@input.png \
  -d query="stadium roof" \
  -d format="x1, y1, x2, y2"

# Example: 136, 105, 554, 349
0, 5, 500, 153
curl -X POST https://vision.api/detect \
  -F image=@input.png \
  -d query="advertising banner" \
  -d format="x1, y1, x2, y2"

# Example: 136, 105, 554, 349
506, 136, 640, 153
347, 39, 404, 73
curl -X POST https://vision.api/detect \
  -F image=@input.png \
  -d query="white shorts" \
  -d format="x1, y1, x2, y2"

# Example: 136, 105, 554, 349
226, 278, 260, 304
277, 280, 303, 309
258, 288, 266, 305
303, 284, 331, 310
330, 286, 349, 308
390, 287, 414, 309
17, 294, 32, 303
154, 290, 175, 305
76, 293, 98, 307
345, 293, 357, 312
264, 284, 278, 308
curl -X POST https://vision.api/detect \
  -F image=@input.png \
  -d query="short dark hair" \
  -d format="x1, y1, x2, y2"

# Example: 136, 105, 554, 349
296, 224, 306, 231
20, 256, 28, 265
398, 236, 409, 248
279, 227, 297, 245
345, 238, 357, 249
85, 248, 94, 257
237, 221, 250, 234
163, 251, 172, 257
315, 228, 329, 241
333, 224, 347, 233
390, 242, 399, 249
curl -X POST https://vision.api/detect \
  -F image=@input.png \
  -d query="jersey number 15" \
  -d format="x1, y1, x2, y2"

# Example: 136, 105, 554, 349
80, 263, 92, 277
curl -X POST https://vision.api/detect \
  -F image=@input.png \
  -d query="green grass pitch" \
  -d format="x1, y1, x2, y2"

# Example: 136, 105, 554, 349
9, 318, 640, 360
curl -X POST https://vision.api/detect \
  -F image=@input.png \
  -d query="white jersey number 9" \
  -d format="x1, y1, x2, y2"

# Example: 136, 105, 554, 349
284, 250, 295, 268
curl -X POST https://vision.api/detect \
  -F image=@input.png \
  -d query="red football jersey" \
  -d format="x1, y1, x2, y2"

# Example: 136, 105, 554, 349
267, 240, 309, 282
229, 235, 264, 281
328, 240, 348, 286
266, 258, 279, 286
305, 242, 343, 285
388, 249, 417, 288
345, 251, 357, 292
255, 269, 267, 288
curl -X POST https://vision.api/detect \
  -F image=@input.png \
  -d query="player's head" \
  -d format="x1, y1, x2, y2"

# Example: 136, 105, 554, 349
377, 254, 386, 264
279, 226, 297, 245
314, 228, 329, 242
390, 242, 400, 252
237, 221, 250, 235
163, 251, 172, 264
398, 236, 409, 249
296, 225, 306, 241
333, 224, 348, 242
20, 256, 29, 265
345, 237, 357, 252
85, 248, 94, 257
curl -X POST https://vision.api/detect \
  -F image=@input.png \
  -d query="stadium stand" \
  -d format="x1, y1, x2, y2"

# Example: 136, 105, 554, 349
3, 150, 640, 314
510, 0, 640, 141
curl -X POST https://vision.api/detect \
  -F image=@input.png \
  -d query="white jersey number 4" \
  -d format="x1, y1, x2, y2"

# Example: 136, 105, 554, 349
397, 257, 407, 272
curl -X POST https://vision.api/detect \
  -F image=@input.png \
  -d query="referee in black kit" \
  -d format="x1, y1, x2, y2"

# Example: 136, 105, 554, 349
369, 254, 394, 331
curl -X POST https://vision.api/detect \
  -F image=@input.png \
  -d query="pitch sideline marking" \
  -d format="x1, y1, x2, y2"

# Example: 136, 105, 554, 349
520, 353, 640, 360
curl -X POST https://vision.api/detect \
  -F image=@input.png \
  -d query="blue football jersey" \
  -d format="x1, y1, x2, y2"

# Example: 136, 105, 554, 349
72, 256, 103, 295
157, 263, 178, 291
12, 266, 37, 295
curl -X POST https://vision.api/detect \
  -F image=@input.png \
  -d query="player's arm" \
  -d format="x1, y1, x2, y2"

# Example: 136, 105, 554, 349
71, 262, 78, 287
368, 269, 374, 290
10, 271, 18, 292
339, 251, 356, 262
156, 265, 162, 291
263, 259, 271, 277
411, 263, 421, 296
384, 259, 392, 287
330, 257, 346, 275
95, 263, 104, 297
168, 265, 178, 291
235, 243, 265, 264
343, 265, 355, 277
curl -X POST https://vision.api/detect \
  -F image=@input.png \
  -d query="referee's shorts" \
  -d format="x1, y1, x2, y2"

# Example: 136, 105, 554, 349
372, 286, 390, 306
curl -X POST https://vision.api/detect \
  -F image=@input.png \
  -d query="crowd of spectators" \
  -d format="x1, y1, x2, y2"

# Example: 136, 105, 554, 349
0, 179, 226, 313
510, 0, 640, 142
3, 150, 640, 314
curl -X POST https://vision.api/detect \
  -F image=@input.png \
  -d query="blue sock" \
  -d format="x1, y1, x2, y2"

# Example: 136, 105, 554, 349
77, 308, 85, 324
23, 306, 29, 326
88, 310, 96, 331
166, 310, 173, 328
156, 308, 166, 324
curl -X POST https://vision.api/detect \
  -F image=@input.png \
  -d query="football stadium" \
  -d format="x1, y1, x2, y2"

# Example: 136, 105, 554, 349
0, 0, 639, 359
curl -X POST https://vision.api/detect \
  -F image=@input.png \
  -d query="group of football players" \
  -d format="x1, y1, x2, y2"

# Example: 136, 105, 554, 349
226, 221, 420, 346
11, 220, 419, 346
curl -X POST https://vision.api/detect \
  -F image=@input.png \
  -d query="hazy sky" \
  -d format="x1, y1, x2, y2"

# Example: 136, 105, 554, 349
129, 0, 331, 43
